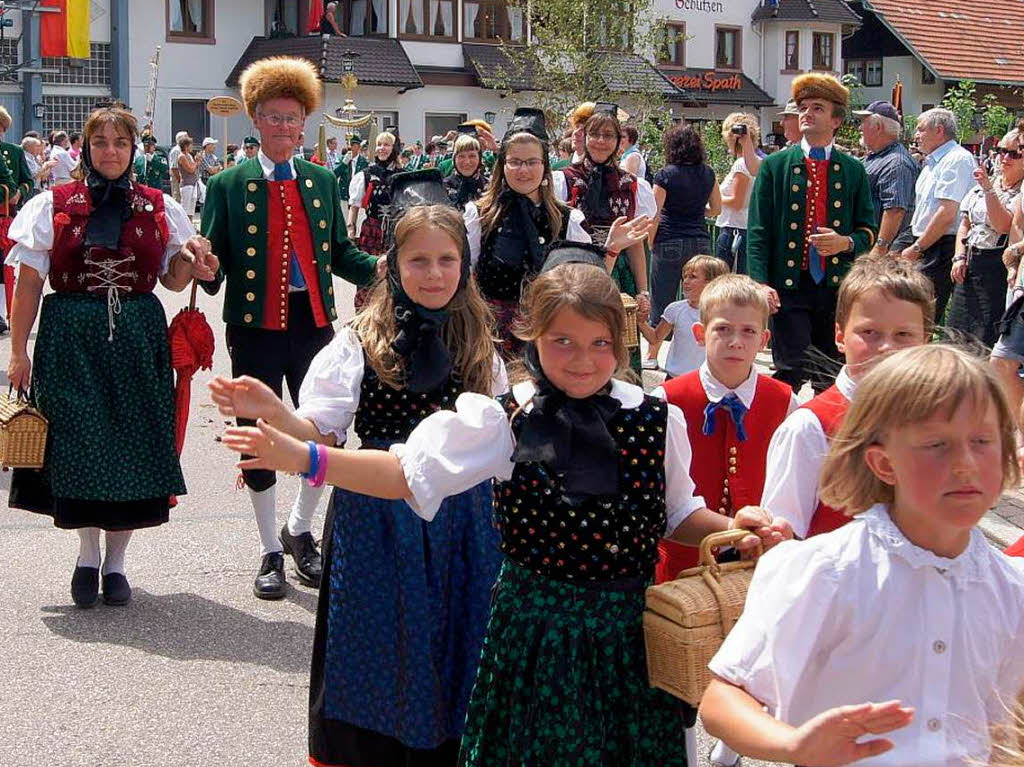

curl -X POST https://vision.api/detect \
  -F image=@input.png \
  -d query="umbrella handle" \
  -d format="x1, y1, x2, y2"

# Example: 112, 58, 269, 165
189, 279, 198, 311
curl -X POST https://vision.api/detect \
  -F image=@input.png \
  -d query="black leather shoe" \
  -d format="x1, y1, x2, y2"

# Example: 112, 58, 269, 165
102, 572, 132, 606
0, 317, 8, 335
279, 525, 322, 587
253, 552, 287, 599
71, 565, 100, 608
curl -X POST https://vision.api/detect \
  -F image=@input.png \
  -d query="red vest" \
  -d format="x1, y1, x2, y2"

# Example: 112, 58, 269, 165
49, 181, 166, 294
655, 371, 793, 582
264, 179, 327, 330
802, 156, 829, 272
801, 384, 850, 536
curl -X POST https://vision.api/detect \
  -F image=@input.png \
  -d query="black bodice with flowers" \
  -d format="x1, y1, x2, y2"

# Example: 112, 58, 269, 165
493, 391, 669, 582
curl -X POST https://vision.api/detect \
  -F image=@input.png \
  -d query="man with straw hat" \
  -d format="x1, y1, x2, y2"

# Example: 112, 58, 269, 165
747, 73, 876, 394
199, 56, 381, 600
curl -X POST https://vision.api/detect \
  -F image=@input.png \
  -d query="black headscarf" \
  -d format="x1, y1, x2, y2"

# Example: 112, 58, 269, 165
490, 188, 546, 274
512, 344, 622, 506
581, 118, 622, 224
81, 135, 136, 250
446, 170, 486, 209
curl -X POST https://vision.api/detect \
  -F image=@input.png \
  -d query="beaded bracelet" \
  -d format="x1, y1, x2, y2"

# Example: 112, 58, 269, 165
308, 443, 329, 488
300, 440, 319, 481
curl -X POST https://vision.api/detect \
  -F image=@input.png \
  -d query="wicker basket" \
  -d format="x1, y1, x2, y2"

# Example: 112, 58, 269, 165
621, 293, 639, 348
0, 389, 48, 469
643, 529, 758, 705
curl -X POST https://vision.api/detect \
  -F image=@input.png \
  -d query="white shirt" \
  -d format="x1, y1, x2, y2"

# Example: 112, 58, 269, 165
620, 148, 647, 181
649, 299, 703, 377
295, 326, 508, 446
759, 366, 857, 538
652, 362, 799, 415
4, 188, 196, 278
552, 170, 567, 202
462, 201, 589, 268
710, 504, 1024, 767
389, 377, 707, 524
50, 144, 76, 182
911, 139, 978, 237
800, 137, 834, 160
717, 157, 753, 230
551, 169, 656, 222
257, 149, 296, 180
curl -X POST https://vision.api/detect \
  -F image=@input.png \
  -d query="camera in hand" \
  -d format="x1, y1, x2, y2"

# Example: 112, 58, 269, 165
731, 124, 747, 136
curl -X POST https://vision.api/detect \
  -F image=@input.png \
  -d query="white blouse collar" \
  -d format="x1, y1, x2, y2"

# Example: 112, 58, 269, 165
859, 504, 988, 586
835, 365, 857, 401
511, 377, 644, 411
698, 362, 759, 409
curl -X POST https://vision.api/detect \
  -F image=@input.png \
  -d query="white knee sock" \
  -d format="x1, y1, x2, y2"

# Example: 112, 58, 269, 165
249, 485, 282, 556
76, 528, 101, 568
710, 739, 740, 766
287, 481, 326, 536
0, 288, 7, 320
102, 530, 133, 575
684, 727, 698, 767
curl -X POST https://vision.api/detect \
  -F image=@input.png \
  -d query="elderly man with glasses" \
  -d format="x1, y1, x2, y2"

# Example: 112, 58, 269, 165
198, 56, 381, 600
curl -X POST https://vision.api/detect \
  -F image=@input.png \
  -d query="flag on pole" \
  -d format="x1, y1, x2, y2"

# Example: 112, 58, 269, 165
41, 0, 91, 59
891, 75, 904, 119
307, 0, 325, 33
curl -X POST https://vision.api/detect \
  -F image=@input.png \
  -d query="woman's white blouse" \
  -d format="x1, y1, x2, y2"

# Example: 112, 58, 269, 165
296, 325, 509, 447
390, 377, 707, 525
348, 171, 366, 208
710, 505, 1024, 767
463, 202, 589, 267
4, 190, 196, 278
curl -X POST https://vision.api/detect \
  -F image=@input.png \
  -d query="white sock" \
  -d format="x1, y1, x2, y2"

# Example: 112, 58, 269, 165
76, 528, 101, 568
102, 530, 133, 575
0, 287, 7, 320
249, 485, 282, 556
684, 727, 698, 767
287, 481, 326, 536
710, 739, 740, 766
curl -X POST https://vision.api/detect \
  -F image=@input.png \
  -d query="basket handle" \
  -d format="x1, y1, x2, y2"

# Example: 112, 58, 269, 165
7, 384, 29, 403
699, 528, 762, 569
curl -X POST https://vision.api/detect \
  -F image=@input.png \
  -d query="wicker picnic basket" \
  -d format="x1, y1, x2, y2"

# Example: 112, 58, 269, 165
0, 388, 48, 469
643, 529, 758, 705
621, 293, 639, 348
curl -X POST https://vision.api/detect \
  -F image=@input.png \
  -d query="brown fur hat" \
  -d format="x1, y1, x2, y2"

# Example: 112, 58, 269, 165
240, 56, 322, 118
791, 73, 849, 109
567, 102, 596, 130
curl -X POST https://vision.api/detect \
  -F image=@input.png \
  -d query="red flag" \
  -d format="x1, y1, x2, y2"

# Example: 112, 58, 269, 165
41, 0, 67, 58
307, 0, 324, 33
891, 77, 904, 119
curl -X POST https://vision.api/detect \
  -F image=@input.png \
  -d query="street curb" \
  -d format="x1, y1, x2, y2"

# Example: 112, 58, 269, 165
980, 512, 1020, 550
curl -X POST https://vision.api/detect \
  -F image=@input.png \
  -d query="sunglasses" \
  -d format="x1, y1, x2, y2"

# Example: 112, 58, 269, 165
998, 148, 1023, 159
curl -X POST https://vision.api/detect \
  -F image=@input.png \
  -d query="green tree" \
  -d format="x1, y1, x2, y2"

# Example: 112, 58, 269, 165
940, 80, 980, 144
699, 121, 732, 181
981, 94, 1013, 141
836, 73, 865, 149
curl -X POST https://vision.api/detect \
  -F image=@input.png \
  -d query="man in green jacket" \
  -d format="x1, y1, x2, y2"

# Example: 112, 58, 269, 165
133, 134, 170, 190
0, 105, 25, 332
334, 134, 367, 199
747, 73, 877, 393
200, 56, 381, 600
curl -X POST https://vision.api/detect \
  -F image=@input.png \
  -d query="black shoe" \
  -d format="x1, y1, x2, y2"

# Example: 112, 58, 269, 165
0, 317, 8, 335
102, 572, 132, 606
279, 525, 322, 587
71, 565, 100, 608
253, 552, 287, 599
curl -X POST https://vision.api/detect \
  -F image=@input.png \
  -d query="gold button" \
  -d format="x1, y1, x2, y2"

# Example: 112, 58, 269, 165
718, 507, 726, 514
791, 184, 800, 192
831, 257, 840, 264
787, 260, 795, 267
791, 203, 799, 211
247, 182, 257, 192
729, 457, 737, 465
246, 247, 256, 256
834, 182, 842, 190
793, 167, 801, 174
331, 307, 337, 317
319, 220, 327, 229
313, 199, 322, 208
246, 292, 255, 301
729, 447, 737, 455
322, 242, 330, 252
833, 220, 841, 227
728, 466, 737, 474
327, 286, 334, 295
788, 242, 796, 250
723, 485, 730, 494
723, 478, 729, 487
246, 269, 256, 279
246, 203, 255, 212
833, 164, 840, 172
785, 278, 794, 286
247, 224, 258, 234
243, 313, 253, 323
305, 179, 314, 188
790, 222, 798, 230
834, 200, 841, 208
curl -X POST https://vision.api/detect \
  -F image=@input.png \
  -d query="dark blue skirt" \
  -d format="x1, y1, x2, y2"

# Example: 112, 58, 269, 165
309, 481, 502, 765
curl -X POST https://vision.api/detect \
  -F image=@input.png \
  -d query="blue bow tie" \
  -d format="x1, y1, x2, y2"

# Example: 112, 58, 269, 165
703, 393, 748, 442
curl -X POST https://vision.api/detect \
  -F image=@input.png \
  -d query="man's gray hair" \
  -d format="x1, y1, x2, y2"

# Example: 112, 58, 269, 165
174, 130, 189, 143
918, 108, 957, 140
865, 113, 902, 140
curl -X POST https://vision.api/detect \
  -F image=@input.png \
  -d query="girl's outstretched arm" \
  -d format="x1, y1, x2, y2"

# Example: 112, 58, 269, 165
700, 677, 913, 767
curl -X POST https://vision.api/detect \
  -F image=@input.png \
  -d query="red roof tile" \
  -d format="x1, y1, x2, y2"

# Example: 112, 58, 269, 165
864, 0, 1024, 84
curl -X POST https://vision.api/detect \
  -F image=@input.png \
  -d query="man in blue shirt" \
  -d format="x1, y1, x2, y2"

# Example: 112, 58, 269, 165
855, 101, 919, 256
904, 107, 977, 319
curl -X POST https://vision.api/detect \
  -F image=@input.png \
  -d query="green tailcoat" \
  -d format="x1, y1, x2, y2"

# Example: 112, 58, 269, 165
747, 143, 877, 290
0, 141, 31, 205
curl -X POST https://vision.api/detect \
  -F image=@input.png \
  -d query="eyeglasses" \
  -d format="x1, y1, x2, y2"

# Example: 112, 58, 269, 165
505, 158, 544, 170
257, 112, 304, 128
998, 148, 1023, 159
587, 131, 618, 142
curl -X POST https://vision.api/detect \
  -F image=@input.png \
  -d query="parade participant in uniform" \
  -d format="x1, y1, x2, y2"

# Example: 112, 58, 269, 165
747, 73, 877, 394
240, 135, 260, 162
199, 56, 381, 600
334, 134, 366, 201
212, 172, 505, 767
0, 105, 25, 330
701, 344, 1024, 767
465, 107, 649, 359
760, 256, 933, 539
442, 133, 488, 210
5, 103, 217, 608
133, 134, 169, 190
220, 243, 793, 767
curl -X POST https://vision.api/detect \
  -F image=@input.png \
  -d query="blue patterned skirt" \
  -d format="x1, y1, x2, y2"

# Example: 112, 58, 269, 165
309, 481, 502, 767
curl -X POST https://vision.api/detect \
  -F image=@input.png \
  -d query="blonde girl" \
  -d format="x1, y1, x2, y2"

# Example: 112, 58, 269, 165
444, 132, 487, 209
219, 246, 789, 765
210, 203, 506, 767
347, 128, 399, 255
702, 344, 1024, 767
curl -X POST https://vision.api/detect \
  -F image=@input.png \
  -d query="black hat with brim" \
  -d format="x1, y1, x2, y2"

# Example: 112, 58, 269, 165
502, 107, 549, 144
540, 240, 608, 273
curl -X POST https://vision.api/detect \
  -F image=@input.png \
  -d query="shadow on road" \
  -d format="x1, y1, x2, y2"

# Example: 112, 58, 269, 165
39, 589, 312, 674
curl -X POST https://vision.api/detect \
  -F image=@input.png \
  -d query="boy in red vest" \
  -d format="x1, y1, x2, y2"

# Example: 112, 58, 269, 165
760, 255, 934, 539
653, 274, 799, 583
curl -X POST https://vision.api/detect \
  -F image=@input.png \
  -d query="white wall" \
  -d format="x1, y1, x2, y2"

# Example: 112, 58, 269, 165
653, 0, 762, 72
853, 55, 945, 118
